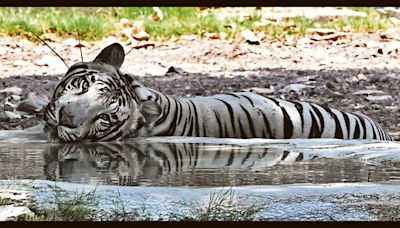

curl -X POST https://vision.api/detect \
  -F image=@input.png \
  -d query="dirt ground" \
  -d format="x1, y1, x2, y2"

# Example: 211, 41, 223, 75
0, 32, 400, 135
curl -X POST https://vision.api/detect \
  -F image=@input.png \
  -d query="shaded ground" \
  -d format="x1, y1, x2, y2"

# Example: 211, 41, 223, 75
0, 32, 399, 135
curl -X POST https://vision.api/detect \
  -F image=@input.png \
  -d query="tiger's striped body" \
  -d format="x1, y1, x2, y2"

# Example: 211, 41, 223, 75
43, 43, 392, 142
134, 88, 392, 140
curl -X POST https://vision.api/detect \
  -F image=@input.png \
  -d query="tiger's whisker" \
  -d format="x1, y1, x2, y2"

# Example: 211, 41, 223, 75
125, 40, 141, 56
74, 22, 84, 63
27, 28, 69, 69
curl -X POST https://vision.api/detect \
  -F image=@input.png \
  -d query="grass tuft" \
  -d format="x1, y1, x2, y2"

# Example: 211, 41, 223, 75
0, 7, 396, 42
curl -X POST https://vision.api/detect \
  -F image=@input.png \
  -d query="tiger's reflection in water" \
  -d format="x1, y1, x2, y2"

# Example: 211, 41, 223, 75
43, 142, 314, 186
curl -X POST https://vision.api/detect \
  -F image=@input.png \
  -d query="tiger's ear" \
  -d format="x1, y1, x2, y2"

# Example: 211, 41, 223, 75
93, 43, 125, 70
139, 100, 162, 125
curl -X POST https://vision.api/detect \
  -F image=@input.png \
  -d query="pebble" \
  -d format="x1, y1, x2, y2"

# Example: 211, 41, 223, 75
365, 95, 392, 101
352, 90, 385, 95
0, 87, 23, 95
4, 111, 22, 120
242, 29, 260, 45
280, 84, 314, 93
166, 66, 186, 75
243, 87, 276, 94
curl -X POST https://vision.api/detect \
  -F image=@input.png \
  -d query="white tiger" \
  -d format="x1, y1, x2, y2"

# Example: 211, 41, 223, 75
42, 43, 392, 142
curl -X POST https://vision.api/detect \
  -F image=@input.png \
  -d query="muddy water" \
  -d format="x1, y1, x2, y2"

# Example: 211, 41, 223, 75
1, 130, 400, 187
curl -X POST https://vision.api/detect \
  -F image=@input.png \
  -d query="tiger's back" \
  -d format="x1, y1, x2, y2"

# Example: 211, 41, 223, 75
146, 91, 392, 140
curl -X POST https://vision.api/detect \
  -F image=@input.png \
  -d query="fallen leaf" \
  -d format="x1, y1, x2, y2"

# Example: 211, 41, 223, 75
310, 33, 348, 41
204, 32, 220, 39
120, 18, 131, 28
306, 28, 337, 35
132, 30, 150, 41
151, 7, 164, 21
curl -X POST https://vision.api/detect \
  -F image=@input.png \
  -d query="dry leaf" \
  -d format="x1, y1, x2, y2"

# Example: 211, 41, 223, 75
120, 18, 131, 28
151, 7, 164, 21
132, 30, 150, 41
310, 33, 348, 41
306, 28, 337, 35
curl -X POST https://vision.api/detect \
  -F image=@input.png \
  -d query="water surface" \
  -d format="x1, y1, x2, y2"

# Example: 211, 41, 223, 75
1, 130, 400, 187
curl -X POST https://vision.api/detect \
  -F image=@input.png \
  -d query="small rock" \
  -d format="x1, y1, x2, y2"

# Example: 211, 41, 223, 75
0, 205, 34, 221
357, 73, 368, 81
243, 87, 276, 94
4, 111, 22, 120
280, 84, 314, 93
0, 87, 23, 95
352, 90, 385, 95
366, 95, 392, 101
242, 29, 260, 45
166, 66, 186, 75
4, 95, 21, 109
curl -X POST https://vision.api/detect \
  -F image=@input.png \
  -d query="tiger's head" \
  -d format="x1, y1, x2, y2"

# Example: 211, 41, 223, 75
43, 43, 161, 142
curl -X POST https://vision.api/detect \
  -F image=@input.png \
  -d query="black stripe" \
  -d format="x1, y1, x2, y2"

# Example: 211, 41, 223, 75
322, 106, 343, 139
215, 98, 236, 137
363, 116, 376, 140
241, 151, 252, 164
238, 118, 247, 138
353, 117, 360, 139
281, 151, 290, 160
213, 110, 223, 137
340, 111, 351, 139
268, 97, 280, 106
189, 100, 200, 137
155, 96, 171, 125
226, 151, 235, 166
310, 104, 324, 137
281, 107, 294, 139
292, 101, 305, 131
241, 94, 255, 107
261, 111, 274, 139
225, 93, 241, 99
177, 99, 184, 124
309, 109, 320, 138
168, 144, 180, 171
164, 98, 179, 136
153, 149, 171, 172
187, 102, 195, 136
240, 104, 257, 138
295, 153, 304, 161
354, 114, 367, 139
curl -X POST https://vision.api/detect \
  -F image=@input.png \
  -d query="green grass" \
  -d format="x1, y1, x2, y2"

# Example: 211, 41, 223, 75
0, 7, 395, 41
11, 186, 262, 221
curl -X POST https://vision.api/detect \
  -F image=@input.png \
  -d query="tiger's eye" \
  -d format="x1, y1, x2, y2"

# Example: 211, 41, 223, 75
81, 81, 89, 93
99, 113, 110, 122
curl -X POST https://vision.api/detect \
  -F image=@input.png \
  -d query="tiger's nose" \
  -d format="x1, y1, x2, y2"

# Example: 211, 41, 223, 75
59, 107, 77, 128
